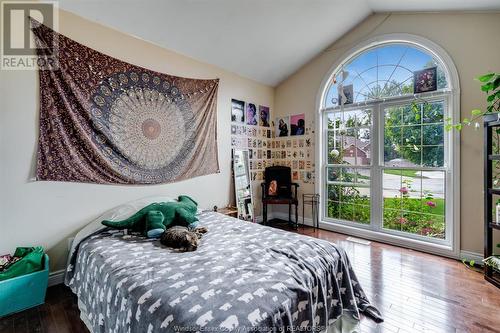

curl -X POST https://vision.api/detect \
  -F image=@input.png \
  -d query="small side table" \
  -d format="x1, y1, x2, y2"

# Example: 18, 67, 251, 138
302, 194, 320, 228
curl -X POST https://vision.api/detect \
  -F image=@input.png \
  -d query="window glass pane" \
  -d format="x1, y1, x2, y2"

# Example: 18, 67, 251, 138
353, 205, 371, 224
357, 128, 371, 166
342, 138, 357, 165
422, 124, 444, 145
342, 186, 370, 224
340, 203, 354, 221
384, 145, 402, 166
399, 146, 421, 167
323, 43, 448, 108
328, 167, 342, 182
422, 146, 444, 167
356, 169, 371, 185
383, 170, 445, 239
327, 200, 340, 219
344, 128, 356, 137
421, 172, 445, 196
327, 109, 371, 167
343, 110, 358, 128
327, 184, 341, 202
328, 167, 370, 185
348, 186, 370, 204
385, 101, 444, 168
402, 125, 421, 146
383, 169, 402, 207
342, 168, 358, 183
358, 112, 371, 127
402, 104, 421, 125
327, 113, 342, 130
385, 107, 402, 127
401, 174, 422, 213
326, 183, 370, 224
383, 208, 401, 229
327, 132, 343, 164
423, 102, 444, 123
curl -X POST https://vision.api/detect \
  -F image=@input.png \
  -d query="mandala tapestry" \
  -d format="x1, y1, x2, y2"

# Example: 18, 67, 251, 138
32, 21, 220, 184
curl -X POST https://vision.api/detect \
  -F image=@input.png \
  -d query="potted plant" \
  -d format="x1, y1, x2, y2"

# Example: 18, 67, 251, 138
483, 243, 500, 271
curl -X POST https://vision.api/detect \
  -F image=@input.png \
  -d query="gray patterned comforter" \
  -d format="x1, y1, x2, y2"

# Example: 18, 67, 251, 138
66, 211, 380, 332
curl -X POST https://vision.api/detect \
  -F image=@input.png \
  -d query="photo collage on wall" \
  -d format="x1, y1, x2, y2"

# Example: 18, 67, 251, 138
231, 99, 315, 186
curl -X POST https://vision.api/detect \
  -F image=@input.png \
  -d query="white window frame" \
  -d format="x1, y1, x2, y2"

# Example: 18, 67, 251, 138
315, 34, 461, 258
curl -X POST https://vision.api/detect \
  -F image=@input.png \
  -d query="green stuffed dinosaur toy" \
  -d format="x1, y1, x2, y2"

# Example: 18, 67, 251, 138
102, 195, 199, 238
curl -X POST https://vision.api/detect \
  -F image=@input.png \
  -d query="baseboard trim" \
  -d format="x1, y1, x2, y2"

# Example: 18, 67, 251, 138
261, 214, 484, 263
48, 269, 65, 287
255, 212, 315, 227
460, 250, 484, 265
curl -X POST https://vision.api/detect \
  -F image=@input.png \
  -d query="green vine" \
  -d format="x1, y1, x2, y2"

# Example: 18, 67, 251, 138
462, 243, 500, 271
446, 72, 500, 131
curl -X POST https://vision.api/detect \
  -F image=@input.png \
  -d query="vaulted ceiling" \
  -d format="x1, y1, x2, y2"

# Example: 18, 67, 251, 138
58, 0, 500, 86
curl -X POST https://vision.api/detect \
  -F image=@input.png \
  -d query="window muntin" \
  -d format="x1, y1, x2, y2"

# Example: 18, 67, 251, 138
327, 109, 371, 165
326, 108, 372, 225
382, 169, 445, 239
324, 44, 448, 109
384, 101, 445, 168
321, 41, 452, 242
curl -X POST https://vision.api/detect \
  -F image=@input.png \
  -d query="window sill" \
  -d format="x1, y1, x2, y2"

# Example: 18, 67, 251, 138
320, 220, 457, 259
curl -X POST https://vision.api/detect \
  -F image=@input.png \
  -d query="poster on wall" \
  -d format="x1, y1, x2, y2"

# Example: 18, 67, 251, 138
338, 84, 353, 105
231, 99, 245, 123
413, 67, 437, 93
275, 116, 290, 137
246, 103, 258, 125
290, 113, 305, 136
259, 105, 270, 127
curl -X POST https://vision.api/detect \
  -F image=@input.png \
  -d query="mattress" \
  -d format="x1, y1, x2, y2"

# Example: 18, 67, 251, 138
66, 209, 380, 332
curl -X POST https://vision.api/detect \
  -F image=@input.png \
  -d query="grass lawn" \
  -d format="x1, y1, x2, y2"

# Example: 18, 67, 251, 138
356, 173, 370, 180
383, 169, 419, 177
327, 187, 445, 238
383, 197, 445, 216
328, 197, 444, 216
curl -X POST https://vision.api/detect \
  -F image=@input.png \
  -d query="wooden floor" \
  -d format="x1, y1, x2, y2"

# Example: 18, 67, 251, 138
1, 225, 499, 333
0, 284, 88, 333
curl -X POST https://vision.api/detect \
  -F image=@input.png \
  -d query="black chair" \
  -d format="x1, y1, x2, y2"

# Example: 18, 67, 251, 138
261, 166, 299, 228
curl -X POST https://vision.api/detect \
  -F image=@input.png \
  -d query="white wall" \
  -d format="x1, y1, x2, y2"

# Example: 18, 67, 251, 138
0, 9, 274, 272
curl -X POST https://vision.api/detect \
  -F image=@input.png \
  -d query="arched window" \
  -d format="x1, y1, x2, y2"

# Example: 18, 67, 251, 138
324, 44, 448, 108
317, 35, 459, 255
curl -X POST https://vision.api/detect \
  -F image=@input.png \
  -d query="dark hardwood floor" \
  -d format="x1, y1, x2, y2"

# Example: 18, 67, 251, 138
298, 227, 500, 333
1, 225, 499, 333
0, 284, 89, 333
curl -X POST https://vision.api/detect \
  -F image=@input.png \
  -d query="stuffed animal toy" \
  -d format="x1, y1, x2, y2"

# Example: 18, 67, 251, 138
102, 195, 199, 238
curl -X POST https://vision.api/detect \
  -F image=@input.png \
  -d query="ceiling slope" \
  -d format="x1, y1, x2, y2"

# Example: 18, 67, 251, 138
58, 0, 371, 86
58, 0, 500, 86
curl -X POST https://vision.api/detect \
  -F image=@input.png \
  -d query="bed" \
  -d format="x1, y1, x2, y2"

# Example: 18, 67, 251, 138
65, 196, 381, 332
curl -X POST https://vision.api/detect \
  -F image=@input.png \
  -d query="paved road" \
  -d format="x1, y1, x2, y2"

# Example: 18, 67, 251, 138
382, 171, 444, 199
353, 170, 445, 199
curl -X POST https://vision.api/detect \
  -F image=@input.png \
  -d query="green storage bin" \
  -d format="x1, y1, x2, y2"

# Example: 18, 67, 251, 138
0, 254, 49, 317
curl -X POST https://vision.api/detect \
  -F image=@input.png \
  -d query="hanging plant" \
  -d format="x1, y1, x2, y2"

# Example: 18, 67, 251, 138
445, 72, 500, 130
